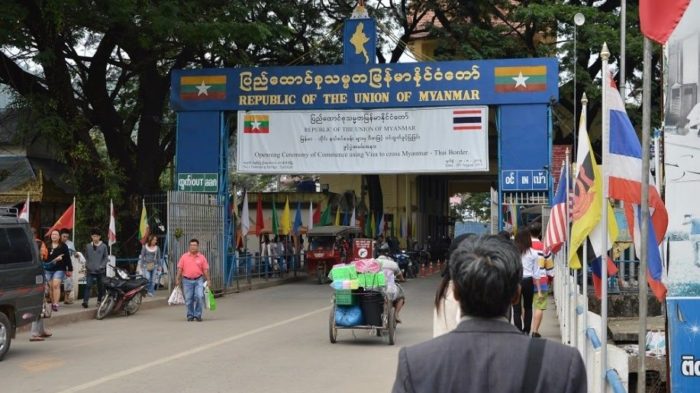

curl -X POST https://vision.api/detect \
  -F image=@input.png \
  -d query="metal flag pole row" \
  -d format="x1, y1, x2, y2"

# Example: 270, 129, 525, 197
600, 42, 611, 393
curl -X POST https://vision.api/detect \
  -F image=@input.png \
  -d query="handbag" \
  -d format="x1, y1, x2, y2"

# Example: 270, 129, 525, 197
145, 261, 156, 271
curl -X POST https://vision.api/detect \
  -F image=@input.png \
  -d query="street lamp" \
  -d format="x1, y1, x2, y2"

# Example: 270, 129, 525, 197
573, 13, 585, 156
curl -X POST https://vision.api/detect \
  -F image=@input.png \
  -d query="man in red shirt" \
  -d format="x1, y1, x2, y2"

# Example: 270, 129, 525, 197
175, 239, 212, 322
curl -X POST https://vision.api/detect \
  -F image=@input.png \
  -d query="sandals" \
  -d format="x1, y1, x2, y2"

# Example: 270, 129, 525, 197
40, 332, 53, 338
30, 336, 45, 342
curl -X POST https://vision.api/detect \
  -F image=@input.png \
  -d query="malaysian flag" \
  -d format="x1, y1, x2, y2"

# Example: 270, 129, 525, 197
544, 165, 567, 253
452, 108, 485, 131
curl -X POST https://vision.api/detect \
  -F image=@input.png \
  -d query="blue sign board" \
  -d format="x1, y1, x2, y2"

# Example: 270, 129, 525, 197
501, 170, 549, 191
668, 298, 700, 392
170, 57, 559, 111
343, 19, 376, 65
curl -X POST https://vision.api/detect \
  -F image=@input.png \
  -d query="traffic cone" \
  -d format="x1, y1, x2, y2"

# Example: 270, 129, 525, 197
419, 264, 425, 277
429, 261, 434, 275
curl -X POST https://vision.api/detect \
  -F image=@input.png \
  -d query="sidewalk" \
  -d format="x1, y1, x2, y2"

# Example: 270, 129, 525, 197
22, 274, 308, 331
540, 296, 563, 342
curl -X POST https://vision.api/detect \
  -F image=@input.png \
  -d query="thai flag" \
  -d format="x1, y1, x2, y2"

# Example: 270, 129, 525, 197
606, 77, 668, 301
544, 166, 567, 253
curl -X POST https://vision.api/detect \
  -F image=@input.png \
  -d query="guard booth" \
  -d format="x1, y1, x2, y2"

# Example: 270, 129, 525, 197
168, 6, 558, 289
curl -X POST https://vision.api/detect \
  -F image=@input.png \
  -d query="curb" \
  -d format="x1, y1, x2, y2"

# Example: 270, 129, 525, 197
21, 275, 308, 331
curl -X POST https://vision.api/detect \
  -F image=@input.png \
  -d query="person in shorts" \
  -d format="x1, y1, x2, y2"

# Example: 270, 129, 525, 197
377, 247, 406, 323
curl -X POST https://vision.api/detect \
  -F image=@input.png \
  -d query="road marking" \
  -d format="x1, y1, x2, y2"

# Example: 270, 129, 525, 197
56, 306, 331, 393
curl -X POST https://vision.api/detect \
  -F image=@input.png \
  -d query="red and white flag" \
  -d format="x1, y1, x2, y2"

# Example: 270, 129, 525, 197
639, 0, 690, 44
108, 199, 117, 247
18, 194, 29, 222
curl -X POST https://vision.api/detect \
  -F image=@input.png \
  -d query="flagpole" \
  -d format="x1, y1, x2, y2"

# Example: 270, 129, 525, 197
600, 42, 611, 393
638, 36, 653, 393
71, 196, 78, 302
577, 97, 587, 365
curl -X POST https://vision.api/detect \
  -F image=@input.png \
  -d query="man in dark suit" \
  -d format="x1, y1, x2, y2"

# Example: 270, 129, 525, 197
392, 235, 586, 393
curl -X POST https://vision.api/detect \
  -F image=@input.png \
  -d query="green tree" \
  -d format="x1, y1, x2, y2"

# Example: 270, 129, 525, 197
450, 193, 491, 223
423, 0, 660, 149
0, 0, 330, 249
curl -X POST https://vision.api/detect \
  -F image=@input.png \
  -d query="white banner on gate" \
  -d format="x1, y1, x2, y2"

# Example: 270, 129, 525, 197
236, 106, 489, 174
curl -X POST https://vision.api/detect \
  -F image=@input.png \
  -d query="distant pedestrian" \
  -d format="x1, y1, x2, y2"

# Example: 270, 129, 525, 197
60, 229, 76, 304
392, 234, 586, 393
512, 229, 538, 334
529, 222, 552, 338
44, 229, 72, 312
433, 233, 476, 337
82, 228, 109, 308
139, 234, 162, 296
30, 227, 51, 342
175, 239, 211, 322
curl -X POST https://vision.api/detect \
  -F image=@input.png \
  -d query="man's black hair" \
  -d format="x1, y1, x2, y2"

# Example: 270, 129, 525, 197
449, 235, 522, 318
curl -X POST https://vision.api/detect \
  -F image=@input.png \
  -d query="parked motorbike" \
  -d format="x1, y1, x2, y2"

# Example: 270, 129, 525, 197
96, 266, 149, 320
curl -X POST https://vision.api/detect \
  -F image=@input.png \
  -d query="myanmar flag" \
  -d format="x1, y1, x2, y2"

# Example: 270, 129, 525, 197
180, 75, 227, 100
139, 199, 149, 244
494, 66, 547, 93
243, 114, 270, 134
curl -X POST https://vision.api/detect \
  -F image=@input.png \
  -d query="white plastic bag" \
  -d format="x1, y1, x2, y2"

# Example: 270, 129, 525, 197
168, 286, 185, 305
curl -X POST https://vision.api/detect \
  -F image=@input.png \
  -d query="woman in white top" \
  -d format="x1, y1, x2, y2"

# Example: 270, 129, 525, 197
511, 229, 540, 334
433, 233, 476, 337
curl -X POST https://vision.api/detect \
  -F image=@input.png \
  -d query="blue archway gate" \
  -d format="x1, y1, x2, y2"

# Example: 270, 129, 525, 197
168, 13, 558, 287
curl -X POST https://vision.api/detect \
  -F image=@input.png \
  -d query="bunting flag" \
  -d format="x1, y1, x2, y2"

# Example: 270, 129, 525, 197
320, 202, 332, 226
391, 217, 396, 237
400, 215, 407, 238
271, 198, 279, 236
334, 207, 341, 226
293, 202, 303, 235
308, 200, 314, 231
606, 77, 668, 300
350, 208, 356, 227
343, 209, 349, 226
639, 0, 690, 44
241, 191, 250, 237
108, 199, 117, 247
568, 104, 602, 269
256, 193, 264, 235
46, 202, 75, 237
18, 194, 29, 222
377, 214, 385, 237
138, 199, 149, 244
371, 212, 376, 237
313, 202, 321, 225
281, 197, 291, 235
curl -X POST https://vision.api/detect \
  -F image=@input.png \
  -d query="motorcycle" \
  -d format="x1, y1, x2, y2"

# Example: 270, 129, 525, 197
393, 250, 417, 279
96, 266, 149, 320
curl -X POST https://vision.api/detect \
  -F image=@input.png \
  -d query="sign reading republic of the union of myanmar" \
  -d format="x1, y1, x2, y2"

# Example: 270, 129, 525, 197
236, 106, 489, 174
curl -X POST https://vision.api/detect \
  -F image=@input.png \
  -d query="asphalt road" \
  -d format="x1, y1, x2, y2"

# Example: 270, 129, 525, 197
2, 275, 440, 393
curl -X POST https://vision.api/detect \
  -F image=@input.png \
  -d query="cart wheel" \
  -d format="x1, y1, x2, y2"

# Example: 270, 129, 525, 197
387, 308, 396, 345
329, 306, 337, 344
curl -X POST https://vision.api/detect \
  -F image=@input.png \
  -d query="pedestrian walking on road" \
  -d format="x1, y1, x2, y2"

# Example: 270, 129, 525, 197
139, 234, 162, 297
82, 228, 109, 308
44, 229, 72, 312
175, 239, 211, 322
512, 229, 537, 334
30, 228, 51, 342
433, 233, 476, 337
392, 234, 586, 393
